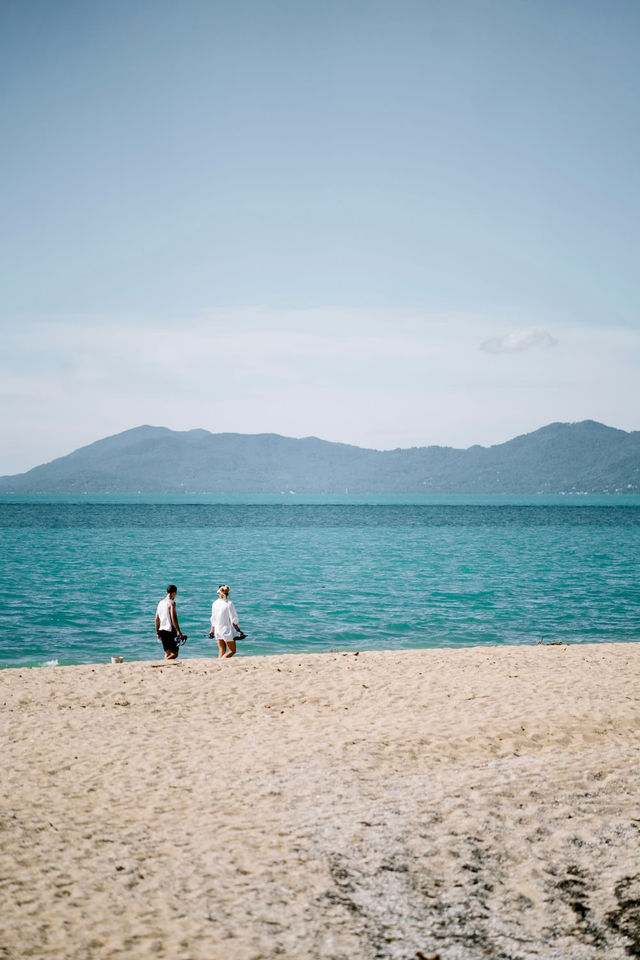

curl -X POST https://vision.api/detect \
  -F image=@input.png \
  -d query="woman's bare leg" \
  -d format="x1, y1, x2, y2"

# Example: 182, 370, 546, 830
217, 638, 227, 658
223, 640, 236, 659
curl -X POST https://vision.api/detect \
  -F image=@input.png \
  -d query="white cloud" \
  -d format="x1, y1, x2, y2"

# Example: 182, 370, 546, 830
479, 329, 558, 354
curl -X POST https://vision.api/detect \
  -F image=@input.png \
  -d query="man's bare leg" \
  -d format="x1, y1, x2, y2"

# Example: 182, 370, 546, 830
165, 649, 178, 660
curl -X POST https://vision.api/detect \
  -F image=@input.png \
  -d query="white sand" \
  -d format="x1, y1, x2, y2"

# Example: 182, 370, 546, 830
1, 643, 638, 960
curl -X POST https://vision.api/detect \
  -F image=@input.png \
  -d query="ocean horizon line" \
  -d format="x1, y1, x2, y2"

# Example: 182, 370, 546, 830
2, 492, 639, 507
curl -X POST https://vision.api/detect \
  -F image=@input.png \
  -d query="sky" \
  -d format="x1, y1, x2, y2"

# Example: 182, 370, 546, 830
1, 0, 638, 475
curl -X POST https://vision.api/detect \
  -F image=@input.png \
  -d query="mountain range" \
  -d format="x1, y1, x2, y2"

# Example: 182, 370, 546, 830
1, 421, 638, 495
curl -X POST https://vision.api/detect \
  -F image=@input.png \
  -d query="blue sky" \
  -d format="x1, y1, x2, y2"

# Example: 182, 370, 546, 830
1, 0, 638, 473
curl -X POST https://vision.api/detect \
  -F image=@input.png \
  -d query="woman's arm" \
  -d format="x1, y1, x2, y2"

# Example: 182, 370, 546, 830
230, 602, 239, 629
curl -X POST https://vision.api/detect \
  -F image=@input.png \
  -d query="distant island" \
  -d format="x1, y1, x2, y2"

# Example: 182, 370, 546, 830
0, 421, 638, 494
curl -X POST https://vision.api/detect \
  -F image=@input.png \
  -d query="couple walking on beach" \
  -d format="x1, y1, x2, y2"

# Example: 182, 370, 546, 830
155, 584, 244, 661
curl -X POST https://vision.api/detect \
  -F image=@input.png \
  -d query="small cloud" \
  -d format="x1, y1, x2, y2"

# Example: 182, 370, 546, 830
479, 329, 558, 354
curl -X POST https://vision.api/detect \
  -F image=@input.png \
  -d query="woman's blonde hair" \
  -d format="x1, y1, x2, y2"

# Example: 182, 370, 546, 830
218, 584, 230, 596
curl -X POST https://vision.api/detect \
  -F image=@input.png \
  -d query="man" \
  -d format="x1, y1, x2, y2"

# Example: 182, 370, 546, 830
155, 584, 186, 660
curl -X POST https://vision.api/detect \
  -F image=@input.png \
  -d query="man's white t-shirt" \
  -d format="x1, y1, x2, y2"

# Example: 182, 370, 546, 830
156, 596, 173, 632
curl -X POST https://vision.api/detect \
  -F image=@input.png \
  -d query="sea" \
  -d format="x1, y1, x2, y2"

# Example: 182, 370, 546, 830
1, 494, 638, 669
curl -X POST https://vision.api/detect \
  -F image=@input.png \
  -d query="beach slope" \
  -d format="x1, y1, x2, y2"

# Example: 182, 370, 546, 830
1, 643, 638, 959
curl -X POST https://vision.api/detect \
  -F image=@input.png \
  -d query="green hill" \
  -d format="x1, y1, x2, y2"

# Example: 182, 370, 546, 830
0, 421, 637, 494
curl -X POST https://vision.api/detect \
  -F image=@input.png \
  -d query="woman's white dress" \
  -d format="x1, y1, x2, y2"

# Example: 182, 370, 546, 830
210, 598, 238, 643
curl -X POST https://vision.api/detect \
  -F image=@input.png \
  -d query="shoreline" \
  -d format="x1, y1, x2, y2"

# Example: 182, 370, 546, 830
1, 642, 638, 959
3, 636, 638, 672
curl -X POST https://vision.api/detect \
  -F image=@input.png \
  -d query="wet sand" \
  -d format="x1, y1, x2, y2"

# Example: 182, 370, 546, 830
1, 643, 638, 959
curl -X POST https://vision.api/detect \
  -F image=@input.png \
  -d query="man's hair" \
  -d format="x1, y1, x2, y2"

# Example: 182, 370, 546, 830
167, 584, 178, 594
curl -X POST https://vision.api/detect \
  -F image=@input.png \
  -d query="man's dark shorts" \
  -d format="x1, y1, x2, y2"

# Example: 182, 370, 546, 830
159, 629, 179, 656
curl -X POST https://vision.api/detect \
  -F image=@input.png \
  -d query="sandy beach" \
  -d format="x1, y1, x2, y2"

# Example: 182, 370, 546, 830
1, 643, 638, 960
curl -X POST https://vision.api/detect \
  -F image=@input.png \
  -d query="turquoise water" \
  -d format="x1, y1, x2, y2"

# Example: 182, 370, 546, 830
1, 495, 638, 667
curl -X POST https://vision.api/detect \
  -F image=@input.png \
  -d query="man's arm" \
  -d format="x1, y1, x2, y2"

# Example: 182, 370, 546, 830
169, 600, 184, 638
155, 613, 161, 637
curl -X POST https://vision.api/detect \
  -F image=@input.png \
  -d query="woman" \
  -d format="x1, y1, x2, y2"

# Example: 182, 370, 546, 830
209, 584, 242, 658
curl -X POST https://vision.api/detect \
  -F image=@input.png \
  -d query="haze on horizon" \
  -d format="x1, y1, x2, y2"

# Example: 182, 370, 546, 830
1, 0, 639, 475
